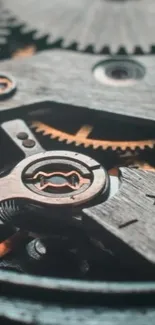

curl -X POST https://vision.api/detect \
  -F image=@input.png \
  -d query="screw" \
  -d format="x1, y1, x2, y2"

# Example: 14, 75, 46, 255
17, 132, 28, 140
26, 238, 46, 261
35, 239, 47, 256
22, 139, 36, 148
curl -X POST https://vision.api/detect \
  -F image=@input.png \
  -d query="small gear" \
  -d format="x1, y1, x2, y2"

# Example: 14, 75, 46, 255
3, 0, 155, 54
32, 121, 155, 152
0, 199, 20, 223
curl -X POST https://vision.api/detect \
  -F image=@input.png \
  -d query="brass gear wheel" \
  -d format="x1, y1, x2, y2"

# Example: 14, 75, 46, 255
32, 121, 155, 152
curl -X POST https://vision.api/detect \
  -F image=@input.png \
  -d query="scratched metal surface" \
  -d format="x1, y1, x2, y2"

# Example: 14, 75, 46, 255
0, 51, 155, 123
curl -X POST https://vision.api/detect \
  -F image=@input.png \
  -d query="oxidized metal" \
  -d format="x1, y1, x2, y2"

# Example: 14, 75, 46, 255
0, 74, 16, 99
27, 170, 90, 191
0, 151, 108, 207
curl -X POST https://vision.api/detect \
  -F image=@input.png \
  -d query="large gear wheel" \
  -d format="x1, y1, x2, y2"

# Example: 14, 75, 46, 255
2, 0, 155, 54
32, 121, 155, 152
0, 4, 14, 56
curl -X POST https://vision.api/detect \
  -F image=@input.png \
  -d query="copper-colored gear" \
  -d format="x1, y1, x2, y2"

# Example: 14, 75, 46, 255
12, 45, 36, 59
32, 121, 155, 151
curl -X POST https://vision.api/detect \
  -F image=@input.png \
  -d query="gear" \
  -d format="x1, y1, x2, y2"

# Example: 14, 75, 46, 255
3, 26, 49, 60
3, 0, 155, 53
0, 4, 14, 58
0, 4, 38, 60
0, 200, 19, 224
32, 121, 155, 152
0, 5, 51, 61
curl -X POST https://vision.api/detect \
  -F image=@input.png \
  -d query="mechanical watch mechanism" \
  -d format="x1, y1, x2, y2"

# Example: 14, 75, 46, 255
1, 106, 155, 280
1, 0, 155, 65
0, 118, 120, 279
0, 0, 155, 286
29, 105, 155, 173
2, 0, 155, 54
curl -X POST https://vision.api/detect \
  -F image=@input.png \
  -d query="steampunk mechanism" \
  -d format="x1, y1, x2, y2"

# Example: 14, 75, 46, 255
0, 118, 120, 279
1, 1, 155, 323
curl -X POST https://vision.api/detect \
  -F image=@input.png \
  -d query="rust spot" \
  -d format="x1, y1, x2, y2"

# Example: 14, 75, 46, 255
12, 45, 36, 59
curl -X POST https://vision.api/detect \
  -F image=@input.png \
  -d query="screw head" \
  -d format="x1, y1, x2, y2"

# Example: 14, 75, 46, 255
17, 132, 28, 140
22, 139, 36, 148
26, 239, 46, 261
35, 239, 47, 256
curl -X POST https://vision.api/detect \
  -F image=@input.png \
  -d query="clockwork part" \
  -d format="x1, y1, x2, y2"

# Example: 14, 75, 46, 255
22, 151, 109, 206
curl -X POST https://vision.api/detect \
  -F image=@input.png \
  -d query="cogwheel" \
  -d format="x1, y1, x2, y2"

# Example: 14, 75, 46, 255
0, 3, 14, 56
0, 3, 51, 60
3, 25, 50, 60
0, 200, 20, 224
3, 0, 155, 53
32, 121, 155, 152
0, 2, 39, 60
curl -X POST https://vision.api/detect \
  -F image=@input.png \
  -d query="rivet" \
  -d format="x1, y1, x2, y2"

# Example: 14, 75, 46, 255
17, 132, 28, 140
22, 139, 36, 148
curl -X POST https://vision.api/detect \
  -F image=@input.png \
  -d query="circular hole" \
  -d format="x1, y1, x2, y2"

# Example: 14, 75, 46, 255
107, 67, 129, 80
0, 82, 8, 90
93, 58, 145, 87
0, 75, 16, 99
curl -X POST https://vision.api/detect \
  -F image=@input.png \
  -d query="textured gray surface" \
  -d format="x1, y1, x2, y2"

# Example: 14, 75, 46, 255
0, 51, 155, 123
0, 2, 155, 322
2, 0, 155, 52
85, 168, 155, 264
1, 51, 155, 263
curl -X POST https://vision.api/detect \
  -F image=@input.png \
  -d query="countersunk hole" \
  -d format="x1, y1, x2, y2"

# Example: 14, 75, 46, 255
0, 75, 16, 99
93, 58, 145, 87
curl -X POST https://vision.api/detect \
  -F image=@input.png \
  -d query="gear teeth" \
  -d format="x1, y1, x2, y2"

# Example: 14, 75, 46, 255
0, 2, 153, 57
32, 31, 50, 42
31, 122, 155, 152
0, 200, 19, 224
2, 0, 155, 54
9, 20, 27, 29
66, 139, 75, 145
0, 29, 10, 37
0, 8, 12, 47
